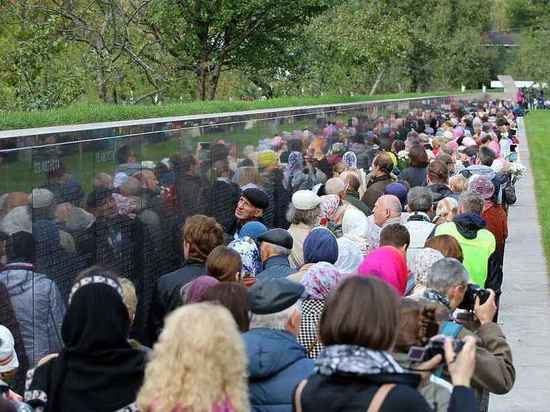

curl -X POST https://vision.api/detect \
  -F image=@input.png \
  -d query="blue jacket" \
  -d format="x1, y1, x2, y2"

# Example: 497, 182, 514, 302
256, 255, 295, 281
243, 328, 314, 412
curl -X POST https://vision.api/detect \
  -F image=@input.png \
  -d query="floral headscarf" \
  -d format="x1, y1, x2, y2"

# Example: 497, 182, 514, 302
342, 151, 358, 169
302, 262, 345, 300
410, 248, 444, 288
319, 195, 340, 222
228, 237, 262, 276
287, 151, 304, 176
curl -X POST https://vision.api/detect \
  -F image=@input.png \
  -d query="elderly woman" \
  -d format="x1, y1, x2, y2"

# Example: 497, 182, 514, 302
358, 246, 409, 296
408, 247, 445, 297
25, 267, 146, 412
286, 190, 321, 269
289, 227, 339, 283
298, 262, 346, 358
137, 303, 249, 412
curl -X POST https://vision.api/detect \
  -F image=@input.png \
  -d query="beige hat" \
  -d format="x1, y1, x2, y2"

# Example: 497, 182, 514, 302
31, 188, 55, 209
292, 190, 321, 210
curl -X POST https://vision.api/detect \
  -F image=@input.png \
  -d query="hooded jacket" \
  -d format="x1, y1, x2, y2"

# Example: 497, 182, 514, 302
243, 328, 313, 412
435, 214, 496, 287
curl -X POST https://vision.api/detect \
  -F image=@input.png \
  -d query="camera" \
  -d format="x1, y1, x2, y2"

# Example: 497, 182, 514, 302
408, 335, 465, 363
458, 284, 491, 312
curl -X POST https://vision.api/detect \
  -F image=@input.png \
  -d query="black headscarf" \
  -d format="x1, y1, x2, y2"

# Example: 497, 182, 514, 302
24, 272, 146, 412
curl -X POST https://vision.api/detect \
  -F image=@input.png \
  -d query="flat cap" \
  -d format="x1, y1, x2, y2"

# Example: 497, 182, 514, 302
248, 277, 305, 314
258, 228, 293, 250
292, 190, 321, 211
242, 188, 269, 210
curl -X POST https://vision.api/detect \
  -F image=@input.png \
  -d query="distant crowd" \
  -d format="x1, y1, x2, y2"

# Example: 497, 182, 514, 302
0, 99, 523, 412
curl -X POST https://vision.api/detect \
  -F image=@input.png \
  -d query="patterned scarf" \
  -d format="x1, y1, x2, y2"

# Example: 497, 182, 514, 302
315, 345, 403, 377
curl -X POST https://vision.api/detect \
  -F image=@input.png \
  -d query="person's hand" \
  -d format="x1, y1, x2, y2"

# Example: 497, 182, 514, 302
445, 335, 476, 387
474, 288, 497, 325
6, 389, 22, 401
415, 353, 443, 386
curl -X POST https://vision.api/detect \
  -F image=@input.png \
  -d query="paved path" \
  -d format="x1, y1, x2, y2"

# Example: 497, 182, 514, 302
491, 117, 550, 412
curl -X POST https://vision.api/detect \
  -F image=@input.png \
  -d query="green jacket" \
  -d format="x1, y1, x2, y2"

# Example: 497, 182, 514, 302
435, 222, 496, 286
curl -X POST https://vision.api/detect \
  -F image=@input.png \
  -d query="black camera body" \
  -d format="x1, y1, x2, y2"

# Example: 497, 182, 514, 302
408, 335, 465, 363
458, 284, 491, 312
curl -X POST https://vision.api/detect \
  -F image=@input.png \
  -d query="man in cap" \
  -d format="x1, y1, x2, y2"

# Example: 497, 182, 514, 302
286, 190, 321, 269
229, 187, 269, 237
243, 278, 313, 412
256, 228, 295, 281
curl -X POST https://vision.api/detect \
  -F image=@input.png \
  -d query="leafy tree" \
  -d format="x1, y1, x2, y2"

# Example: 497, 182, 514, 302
143, 0, 330, 100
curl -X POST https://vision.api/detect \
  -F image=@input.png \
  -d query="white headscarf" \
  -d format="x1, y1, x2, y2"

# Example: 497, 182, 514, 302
335, 237, 363, 275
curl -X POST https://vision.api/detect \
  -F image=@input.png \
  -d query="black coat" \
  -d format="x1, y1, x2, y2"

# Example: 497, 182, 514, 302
298, 372, 477, 412
150, 261, 206, 339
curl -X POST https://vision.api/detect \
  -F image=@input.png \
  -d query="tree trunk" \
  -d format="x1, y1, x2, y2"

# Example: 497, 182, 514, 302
369, 69, 384, 96
96, 65, 109, 103
208, 65, 221, 100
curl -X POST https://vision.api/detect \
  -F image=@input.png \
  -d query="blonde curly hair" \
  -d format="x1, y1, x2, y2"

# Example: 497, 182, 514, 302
137, 303, 250, 412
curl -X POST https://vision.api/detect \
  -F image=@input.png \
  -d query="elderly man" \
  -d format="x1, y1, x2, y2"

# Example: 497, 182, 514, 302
228, 187, 270, 237
421, 258, 515, 401
405, 187, 435, 266
365, 194, 403, 249
244, 278, 313, 412
257, 229, 295, 280
435, 191, 496, 288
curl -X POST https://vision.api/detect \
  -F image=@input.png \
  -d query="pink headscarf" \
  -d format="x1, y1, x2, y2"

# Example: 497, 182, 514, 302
358, 246, 408, 296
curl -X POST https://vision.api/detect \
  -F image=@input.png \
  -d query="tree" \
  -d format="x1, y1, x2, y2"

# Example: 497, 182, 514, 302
142, 0, 330, 100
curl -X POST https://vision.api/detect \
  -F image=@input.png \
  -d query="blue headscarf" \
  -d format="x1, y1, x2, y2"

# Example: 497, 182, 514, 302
303, 227, 339, 264
239, 221, 268, 241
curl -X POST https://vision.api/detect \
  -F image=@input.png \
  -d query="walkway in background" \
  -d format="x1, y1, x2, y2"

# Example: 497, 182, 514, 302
491, 117, 550, 411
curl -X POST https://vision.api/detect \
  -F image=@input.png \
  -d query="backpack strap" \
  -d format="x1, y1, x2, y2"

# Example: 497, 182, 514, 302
367, 384, 396, 412
294, 379, 308, 412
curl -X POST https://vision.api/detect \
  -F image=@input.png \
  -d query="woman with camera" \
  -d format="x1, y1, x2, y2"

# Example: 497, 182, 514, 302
293, 276, 478, 412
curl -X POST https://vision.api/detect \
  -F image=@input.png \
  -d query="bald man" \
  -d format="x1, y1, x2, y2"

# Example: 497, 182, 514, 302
365, 194, 403, 249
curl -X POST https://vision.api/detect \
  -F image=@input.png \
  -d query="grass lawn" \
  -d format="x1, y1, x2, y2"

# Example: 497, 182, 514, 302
0, 91, 459, 131
525, 110, 550, 259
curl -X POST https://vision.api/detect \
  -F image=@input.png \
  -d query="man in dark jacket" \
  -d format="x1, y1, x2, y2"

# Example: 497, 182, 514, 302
256, 229, 295, 281
244, 278, 313, 412
151, 214, 224, 339
227, 188, 270, 237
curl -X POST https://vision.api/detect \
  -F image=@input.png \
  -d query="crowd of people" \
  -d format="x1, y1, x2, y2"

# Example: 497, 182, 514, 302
0, 98, 524, 411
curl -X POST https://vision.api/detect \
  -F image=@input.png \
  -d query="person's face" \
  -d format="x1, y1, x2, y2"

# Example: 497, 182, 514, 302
448, 283, 467, 310
235, 196, 262, 221
259, 242, 269, 263
95, 195, 116, 218
373, 198, 389, 226
142, 171, 159, 192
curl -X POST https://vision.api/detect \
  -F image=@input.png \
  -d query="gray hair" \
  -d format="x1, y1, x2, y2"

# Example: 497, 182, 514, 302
407, 187, 433, 212
286, 203, 320, 226
426, 258, 469, 294
458, 191, 484, 215
250, 301, 301, 330
325, 177, 346, 195
264, 242, 291, 256
382, 195, 402, 215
